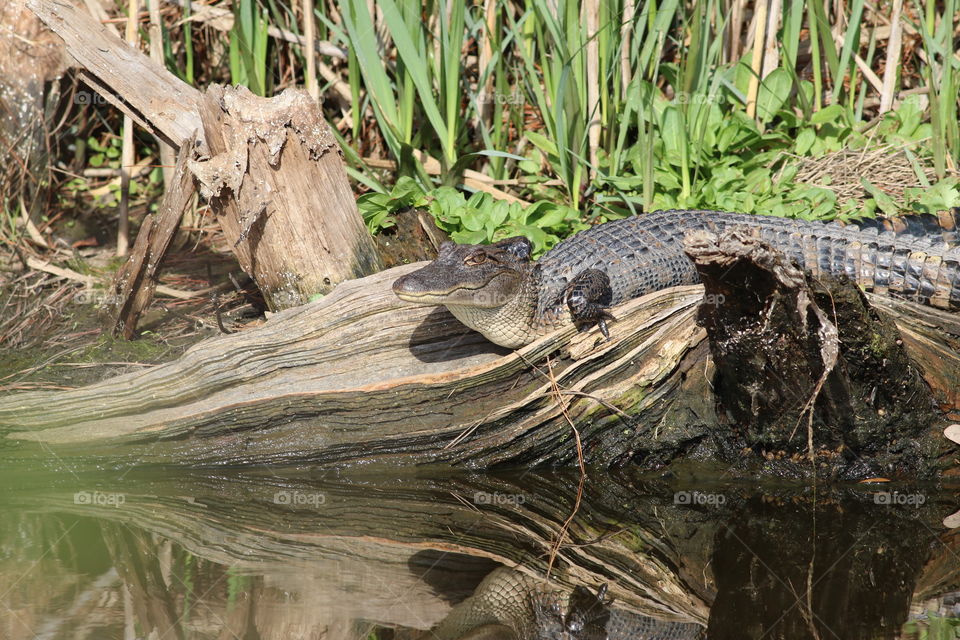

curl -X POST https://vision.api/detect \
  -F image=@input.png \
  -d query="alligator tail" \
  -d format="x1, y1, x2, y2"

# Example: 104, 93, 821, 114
654, 210, 960, 312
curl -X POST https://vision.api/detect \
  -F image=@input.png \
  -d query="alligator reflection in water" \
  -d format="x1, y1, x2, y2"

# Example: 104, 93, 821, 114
0, 466, 956, 639
426, 567, 703, 640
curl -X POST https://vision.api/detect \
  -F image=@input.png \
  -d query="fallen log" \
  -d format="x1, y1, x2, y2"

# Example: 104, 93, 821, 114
0, 262, 714, 467
0, 232, 958, 475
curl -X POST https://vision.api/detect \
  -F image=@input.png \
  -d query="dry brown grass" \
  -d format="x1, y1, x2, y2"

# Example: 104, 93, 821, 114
779, 145, 941, 202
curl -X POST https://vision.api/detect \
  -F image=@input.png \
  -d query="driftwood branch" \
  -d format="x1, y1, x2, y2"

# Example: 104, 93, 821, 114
28, 0, 203, 148
110, 134, 197, 338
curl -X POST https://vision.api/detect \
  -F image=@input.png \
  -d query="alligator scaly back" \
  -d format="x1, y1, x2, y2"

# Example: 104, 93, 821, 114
536, 209, 960, 313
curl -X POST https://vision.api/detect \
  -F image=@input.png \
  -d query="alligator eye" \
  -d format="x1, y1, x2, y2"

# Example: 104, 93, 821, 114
464, 252, 487, 266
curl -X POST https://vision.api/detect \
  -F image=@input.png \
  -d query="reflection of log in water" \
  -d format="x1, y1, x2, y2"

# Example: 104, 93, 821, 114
707, 493, 933, 640
1, 469, 957, 639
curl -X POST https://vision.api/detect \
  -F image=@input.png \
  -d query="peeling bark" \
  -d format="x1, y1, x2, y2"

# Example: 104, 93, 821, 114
28, 0, 382, 312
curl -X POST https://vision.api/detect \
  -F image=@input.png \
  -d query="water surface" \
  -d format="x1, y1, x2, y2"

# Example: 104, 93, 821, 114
0, 462, 957, 639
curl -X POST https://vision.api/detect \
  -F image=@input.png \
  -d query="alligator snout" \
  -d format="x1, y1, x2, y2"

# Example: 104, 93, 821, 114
392, 272, 425, 300
392, 269, 441, 302
392, 273, 410, 295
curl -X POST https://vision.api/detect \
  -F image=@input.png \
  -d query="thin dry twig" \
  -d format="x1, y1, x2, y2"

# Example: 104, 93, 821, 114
543, 355, 587, 580
879, 0, 904, 114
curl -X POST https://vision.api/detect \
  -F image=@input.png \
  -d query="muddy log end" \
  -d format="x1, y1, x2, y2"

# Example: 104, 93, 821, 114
684, 229, 947, 478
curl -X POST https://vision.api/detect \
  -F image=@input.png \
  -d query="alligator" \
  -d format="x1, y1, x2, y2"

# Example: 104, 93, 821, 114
392, 209, 960, 348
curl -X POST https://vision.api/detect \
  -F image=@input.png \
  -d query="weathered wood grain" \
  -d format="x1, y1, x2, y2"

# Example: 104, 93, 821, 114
0, 263, 711, 467
110, 134, 197, 337
194, 85, 383, 308
0, 257, 956, 471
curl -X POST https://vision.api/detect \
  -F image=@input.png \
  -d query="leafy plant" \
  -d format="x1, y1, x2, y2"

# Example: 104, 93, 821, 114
85, 136, 121, 169
356, 177, 428, 233
429, 189, 586, 255
357, 177, 585, 257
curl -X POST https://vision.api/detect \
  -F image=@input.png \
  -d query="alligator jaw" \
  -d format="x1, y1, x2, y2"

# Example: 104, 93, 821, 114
392, 253, 542, 347
392, 282, 487, 305
393, 271, 522, 308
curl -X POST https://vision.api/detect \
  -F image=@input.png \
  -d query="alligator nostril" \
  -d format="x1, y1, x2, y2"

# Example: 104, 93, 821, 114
392, 276, 407, 292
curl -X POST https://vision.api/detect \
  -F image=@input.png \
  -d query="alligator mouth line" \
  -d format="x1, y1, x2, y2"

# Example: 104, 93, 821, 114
396, 283, 492, 299
394, 272, 515, 301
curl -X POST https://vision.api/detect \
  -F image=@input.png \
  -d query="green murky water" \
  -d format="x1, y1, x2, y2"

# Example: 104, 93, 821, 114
0, 462, 956, 639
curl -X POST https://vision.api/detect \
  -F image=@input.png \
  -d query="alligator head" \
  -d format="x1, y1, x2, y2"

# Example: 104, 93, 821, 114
392, 237, 539, 347
393, 237, 533, 307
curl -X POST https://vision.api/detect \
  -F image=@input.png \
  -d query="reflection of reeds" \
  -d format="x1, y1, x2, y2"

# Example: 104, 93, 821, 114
0, 513, 108, 640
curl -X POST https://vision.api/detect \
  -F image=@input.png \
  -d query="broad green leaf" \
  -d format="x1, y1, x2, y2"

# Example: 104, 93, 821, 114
524, 131, 558, 158
659, 105, 687, 168
451, 229, 489, 244
809, 104, 844, 125
795, 128, 816, 155
756, 68, 792, 124
860, 178, 899, 216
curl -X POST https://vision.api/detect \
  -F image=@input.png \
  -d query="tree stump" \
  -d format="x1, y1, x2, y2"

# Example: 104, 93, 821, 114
190, 85, 382, 308
685, 230, 942, 476
27, 0, 382, 313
